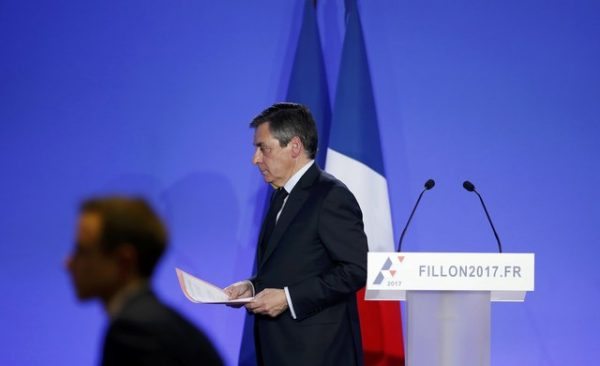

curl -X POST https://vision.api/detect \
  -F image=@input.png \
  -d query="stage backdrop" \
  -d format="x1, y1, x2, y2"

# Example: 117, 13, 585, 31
1, 1, 599, 365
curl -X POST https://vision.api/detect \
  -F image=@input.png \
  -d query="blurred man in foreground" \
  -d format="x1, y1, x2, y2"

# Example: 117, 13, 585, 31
66, 196, 223, 366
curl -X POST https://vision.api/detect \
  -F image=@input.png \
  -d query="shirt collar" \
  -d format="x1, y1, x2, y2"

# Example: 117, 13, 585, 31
283, 160, 314, 194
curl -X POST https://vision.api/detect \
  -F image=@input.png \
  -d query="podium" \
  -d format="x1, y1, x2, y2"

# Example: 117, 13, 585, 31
366, 252, 535, 366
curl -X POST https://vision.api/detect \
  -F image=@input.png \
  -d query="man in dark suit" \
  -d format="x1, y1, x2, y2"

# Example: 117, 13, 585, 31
66, 196, 223, 366
226, 103, 368, 365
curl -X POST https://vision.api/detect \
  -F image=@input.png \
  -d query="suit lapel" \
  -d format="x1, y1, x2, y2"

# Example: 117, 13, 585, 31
256, 189, 276, 265
259, 163, 320, 269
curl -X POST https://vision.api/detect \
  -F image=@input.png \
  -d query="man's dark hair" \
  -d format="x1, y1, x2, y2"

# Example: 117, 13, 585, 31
80, 196, 167, 278
250, 102, 318, 159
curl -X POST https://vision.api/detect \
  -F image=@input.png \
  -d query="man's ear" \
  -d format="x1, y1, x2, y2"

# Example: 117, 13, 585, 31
116, 244, 138, 276
290, 136, 304, 158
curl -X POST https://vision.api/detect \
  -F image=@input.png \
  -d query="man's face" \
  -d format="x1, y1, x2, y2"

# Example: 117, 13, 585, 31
252, 122, 297, 188
65, 212, 120, 302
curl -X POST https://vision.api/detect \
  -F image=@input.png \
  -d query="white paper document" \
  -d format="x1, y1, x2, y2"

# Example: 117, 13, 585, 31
176, 268, 253, 304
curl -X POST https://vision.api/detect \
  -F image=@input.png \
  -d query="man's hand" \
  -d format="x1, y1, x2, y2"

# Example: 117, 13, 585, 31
224, 281, 254, 308
245, 288, 288, 317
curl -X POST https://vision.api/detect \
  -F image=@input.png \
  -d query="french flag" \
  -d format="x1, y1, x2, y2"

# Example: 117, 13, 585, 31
326, 0, 405, 364
239, 1, 404, 364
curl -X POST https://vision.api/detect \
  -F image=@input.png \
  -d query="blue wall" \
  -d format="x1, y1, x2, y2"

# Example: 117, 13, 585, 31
1, 1, 599, 365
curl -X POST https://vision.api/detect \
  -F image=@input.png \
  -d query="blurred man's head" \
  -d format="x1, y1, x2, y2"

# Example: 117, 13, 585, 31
66, 196, 167, 304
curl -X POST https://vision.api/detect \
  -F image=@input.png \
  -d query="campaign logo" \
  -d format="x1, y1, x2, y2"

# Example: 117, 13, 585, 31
373, 255, 404, 285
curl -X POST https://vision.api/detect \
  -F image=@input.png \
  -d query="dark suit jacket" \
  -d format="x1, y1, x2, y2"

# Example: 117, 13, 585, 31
253, 163, 368, 366
102, 288, 223, 366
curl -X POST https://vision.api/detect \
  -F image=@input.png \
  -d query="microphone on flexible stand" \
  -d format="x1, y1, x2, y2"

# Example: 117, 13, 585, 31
397, 179, 435, 252
462, 180, 503, 253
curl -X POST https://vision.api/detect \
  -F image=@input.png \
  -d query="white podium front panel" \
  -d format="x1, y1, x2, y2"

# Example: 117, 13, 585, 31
406, 291, 491, 366
365, 252, 534, 302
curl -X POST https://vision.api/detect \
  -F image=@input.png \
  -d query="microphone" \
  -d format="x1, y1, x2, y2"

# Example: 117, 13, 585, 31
397, 179, 435, 252
462, 180, 503, 253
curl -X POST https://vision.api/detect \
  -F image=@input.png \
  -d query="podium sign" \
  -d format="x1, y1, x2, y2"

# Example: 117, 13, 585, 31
366, 252, 534, 301
365, 252, 535, 366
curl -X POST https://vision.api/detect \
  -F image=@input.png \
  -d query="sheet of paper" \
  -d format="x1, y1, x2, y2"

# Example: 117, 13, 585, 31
176, 268, 253, 304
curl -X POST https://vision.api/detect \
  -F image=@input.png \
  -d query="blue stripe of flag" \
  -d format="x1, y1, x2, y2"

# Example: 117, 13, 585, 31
286, 0, 331, 167
329, 0, 385, 176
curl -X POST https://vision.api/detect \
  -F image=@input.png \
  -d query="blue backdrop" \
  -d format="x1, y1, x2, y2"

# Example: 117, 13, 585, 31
1, 1, 599, 365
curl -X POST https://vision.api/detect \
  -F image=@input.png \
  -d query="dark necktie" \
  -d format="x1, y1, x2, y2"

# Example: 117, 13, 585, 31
260, 188, 288, 258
